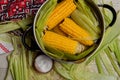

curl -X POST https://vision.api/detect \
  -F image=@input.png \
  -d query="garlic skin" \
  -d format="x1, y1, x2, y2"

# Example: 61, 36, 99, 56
34, 55, 53, 73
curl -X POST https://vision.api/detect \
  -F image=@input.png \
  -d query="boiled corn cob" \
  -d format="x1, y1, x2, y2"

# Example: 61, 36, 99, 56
42, 31, 85, 54
60, 18, 94, 46
53, 26, 67, 36
46, 0, 76, 30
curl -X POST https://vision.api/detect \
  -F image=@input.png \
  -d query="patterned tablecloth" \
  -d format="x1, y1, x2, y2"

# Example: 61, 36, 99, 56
0, 0, 46, 21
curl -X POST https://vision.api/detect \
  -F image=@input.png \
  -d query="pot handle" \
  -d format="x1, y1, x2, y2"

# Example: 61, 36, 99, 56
21, 26, 40, 51
98, 4, 117, 27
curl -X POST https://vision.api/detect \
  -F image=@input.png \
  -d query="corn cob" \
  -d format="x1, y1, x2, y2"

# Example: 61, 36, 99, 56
46, 0, 76, 30
60, 18, 94, 46
42, 31, 85, 54
53, 26, 67, 36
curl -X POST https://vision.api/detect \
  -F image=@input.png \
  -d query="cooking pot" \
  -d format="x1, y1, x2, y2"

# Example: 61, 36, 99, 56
22, 0, 117, 62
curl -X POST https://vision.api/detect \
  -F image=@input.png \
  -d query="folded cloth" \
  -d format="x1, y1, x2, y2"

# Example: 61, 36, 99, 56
0, 41, 13, 54
0, 33, 13, 54
0, 0, 46, 21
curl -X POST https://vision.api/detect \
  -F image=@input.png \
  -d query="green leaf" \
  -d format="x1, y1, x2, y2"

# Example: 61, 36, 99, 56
54, 62, 72, 80
86, 12, 120, 64
0, 22, 20, 34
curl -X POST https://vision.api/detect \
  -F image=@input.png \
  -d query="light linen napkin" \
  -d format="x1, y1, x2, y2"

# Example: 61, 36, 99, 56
0, 33, 14, 54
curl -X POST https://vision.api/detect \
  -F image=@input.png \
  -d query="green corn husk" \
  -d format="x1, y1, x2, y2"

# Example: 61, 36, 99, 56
0, 15, 33, 34
54, 61, 117, 80
74, 0, 98, 25
0, 22, 20, 34
44, 45, 65, 60
29, 67, 65, 80
109, 38, 120, 65
104, 48, 120, 76
95, 55, 105, 74
96, 51, 118, 77
70, 62, 117, 80
54, 62, 72, 80
100, 52, 117, 76
35, 29, 45, 49
16, 15, 34, 30
86, 12, 120, 64
71, 9, 100, 40
5, 36, 28, 80
36, 0, 57, 33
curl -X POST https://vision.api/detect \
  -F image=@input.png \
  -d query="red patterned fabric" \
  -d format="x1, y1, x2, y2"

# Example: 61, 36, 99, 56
0, 0, 46, 21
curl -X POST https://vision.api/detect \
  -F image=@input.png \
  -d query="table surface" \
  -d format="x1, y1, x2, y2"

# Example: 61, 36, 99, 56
0, 0, 120, 80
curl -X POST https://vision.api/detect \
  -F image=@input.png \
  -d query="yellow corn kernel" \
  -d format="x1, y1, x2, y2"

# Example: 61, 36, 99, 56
53, 26, 67, 36
46, 0, 76, 30
60, 18, 94, 46
42, 31, 79, 54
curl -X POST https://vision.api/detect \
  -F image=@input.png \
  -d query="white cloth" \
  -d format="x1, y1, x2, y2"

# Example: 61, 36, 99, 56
0, 33, 14, 54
